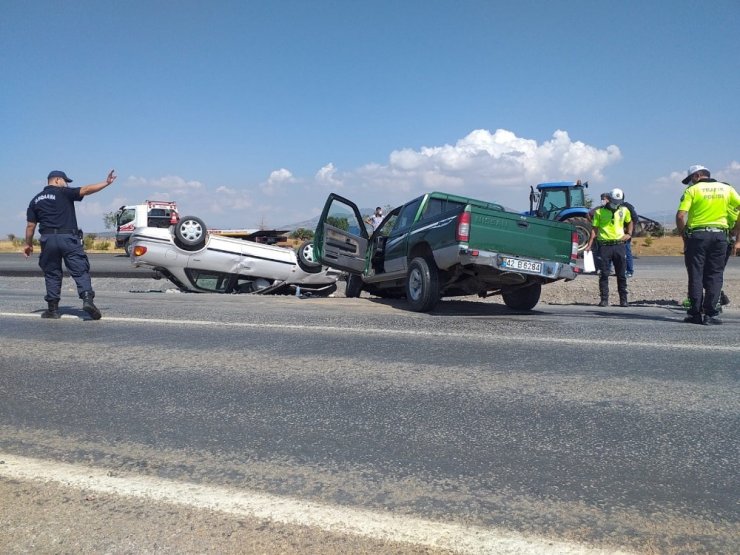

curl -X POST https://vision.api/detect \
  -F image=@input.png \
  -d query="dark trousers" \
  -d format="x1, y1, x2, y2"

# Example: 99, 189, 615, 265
38, 234, 94, 302
684, 231, 727, 317
598, 243, 627, 301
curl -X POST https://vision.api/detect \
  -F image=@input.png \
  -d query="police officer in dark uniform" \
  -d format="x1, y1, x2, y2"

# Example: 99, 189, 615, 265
676, 164, 740, 325
24, 169, 117, 319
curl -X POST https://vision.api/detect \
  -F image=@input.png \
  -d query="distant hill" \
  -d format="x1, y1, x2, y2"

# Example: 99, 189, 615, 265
280, 207, 376, 232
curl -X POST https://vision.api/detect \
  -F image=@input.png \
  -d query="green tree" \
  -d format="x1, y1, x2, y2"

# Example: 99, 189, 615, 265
290, 228, 314, 240
326, 216, 349, 231
103, 211, 118, 230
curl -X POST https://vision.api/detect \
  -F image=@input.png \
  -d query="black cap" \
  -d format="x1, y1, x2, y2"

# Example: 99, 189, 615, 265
48, 170, 73, 183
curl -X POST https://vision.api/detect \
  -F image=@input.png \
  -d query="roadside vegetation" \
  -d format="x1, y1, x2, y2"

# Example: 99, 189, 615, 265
1, 233, 690, 255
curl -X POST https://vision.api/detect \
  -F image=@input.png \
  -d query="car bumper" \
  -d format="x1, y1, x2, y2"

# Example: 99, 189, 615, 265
458, 248, 577, 281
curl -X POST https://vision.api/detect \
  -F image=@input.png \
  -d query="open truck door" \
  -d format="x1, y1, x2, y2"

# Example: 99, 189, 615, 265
314, 193, 369, 274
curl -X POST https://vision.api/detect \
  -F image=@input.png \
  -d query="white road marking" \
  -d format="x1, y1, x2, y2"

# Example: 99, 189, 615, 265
1, 311, 738, 352
0, 453, 628, 555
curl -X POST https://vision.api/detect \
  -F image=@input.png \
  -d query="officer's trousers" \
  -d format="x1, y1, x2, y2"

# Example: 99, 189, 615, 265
598, 243, 628, 301
38, 234, 94, 302
684, 231, 727, 317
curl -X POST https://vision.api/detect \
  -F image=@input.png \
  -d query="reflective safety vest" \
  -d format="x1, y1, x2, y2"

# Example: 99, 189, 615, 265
678, 179, 740, 229
592, 205, 631, 241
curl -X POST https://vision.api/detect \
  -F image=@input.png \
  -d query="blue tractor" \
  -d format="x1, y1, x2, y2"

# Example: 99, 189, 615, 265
525, 180, 592, 254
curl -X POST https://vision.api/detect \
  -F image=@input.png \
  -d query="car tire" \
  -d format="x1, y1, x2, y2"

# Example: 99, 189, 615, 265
124, 241, 133, 256
296, 240, 322, 274
502, 283, 542, 311
344, 274, 363, 298
174, 216, 207, 251
406, 256, 439, 312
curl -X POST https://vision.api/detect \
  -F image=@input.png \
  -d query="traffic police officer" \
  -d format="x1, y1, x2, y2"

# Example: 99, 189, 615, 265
675, 164, 740, 325
586, 188, 633, 307
24, 169, 117, 319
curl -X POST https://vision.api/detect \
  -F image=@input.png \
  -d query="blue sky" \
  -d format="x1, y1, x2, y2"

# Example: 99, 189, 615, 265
2, 0, 739, 235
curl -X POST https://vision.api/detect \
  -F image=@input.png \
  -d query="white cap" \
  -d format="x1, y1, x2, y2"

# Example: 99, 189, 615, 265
609, 187, 624, 201
682, 164, 710, 185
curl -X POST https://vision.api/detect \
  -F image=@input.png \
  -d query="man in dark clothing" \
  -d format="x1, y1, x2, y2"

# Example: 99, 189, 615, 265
676, 164, 740, 325
621, 197, 638, 277
24, 169, 117, 319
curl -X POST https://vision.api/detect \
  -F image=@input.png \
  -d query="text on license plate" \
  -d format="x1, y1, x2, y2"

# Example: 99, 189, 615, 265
502, 257, 542, 273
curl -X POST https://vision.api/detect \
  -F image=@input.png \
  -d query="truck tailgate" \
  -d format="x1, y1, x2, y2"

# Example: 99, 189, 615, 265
468, 206, 573, 263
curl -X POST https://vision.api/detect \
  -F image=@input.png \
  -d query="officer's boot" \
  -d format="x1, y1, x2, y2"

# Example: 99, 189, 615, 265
619, 295, 629, 307
720, 291, 730, 306
82, 292, 102, 320
41, 300, 61, 319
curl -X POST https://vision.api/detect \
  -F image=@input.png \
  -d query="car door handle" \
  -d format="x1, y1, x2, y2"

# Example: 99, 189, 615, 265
517, 220, 529, 228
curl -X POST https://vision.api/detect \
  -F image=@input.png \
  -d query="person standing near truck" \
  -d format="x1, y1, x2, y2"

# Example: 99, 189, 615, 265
586, 188, 633, 307
676, 164, 740, 325
24, 169, 117, 320
621, 195, 638, 277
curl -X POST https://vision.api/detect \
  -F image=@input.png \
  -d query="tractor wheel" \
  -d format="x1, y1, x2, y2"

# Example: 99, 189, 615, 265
565, 216, 592, 254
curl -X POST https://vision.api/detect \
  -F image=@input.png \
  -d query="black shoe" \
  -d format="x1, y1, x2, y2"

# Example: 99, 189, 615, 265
41, 300, 61, 319
683, 314, 705, 325
82, 293, 102, 320
720, 292, 730, 306
598, 300, 608, 307
619, 299, 629, 307
703, 315, 723, 325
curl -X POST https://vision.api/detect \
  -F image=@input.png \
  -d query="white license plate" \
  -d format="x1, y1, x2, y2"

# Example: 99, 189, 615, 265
502, 257, 542, 273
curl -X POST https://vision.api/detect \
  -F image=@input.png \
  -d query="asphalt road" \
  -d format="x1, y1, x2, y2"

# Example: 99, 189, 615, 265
0, 252, 697, 277
0, 276, 738, 553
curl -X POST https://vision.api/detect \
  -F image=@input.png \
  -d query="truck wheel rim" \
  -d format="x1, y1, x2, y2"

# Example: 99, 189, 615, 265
408, 268, 422, 300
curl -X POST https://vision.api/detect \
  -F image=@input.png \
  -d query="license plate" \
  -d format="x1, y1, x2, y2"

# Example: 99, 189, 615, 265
502, 257, 542, 273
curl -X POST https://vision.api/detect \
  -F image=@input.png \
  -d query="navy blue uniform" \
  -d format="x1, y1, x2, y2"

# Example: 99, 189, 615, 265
27, 186, 94, 303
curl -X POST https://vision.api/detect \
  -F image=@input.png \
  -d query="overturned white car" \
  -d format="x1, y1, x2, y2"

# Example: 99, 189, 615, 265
128, 215, 339, 295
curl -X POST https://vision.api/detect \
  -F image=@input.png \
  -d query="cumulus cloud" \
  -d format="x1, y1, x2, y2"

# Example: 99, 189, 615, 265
261, 168, 296, 196
315, 163, 343, 188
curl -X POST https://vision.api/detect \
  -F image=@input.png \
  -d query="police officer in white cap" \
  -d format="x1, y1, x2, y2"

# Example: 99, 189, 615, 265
586, 188, 633, 307
676, 165, 740, 325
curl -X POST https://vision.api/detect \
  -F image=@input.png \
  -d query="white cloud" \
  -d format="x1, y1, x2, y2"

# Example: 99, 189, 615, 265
716, 161, 740, 186
315, 163, 343, 187
261, 168, 296, 196
66, 128, 627, 232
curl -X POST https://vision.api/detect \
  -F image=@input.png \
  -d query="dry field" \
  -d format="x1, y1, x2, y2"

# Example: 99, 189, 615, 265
0, 236, 689, 255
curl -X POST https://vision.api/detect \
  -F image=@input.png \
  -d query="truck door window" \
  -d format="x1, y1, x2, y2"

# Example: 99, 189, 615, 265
392, 199, 422, 232
421, 198, 444, 221
117, 209, 135, 226
326, 199, 362, 235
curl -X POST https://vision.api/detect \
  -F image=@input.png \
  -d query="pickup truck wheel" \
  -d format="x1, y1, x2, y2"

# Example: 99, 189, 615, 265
406, 257, 440, 312
565, 216, 592, 254
502, 283, 542, 311
344, 274, 363, 297
297, 240, 323, 274
174, 216, 207, 251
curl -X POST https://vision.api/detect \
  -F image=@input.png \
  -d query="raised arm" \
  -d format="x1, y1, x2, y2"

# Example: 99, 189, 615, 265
80, 170, 117, 197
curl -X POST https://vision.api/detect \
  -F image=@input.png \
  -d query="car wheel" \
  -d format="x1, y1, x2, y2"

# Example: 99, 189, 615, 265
124, 241, 133, 256
502, 283, 542, 310
406, 257, 440, 312
174, 216, 207, 251
296, 240, 322, 274
344, 274, 363, 297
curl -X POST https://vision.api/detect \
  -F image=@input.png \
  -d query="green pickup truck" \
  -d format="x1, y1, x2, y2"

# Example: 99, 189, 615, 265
314, 192, 579, 312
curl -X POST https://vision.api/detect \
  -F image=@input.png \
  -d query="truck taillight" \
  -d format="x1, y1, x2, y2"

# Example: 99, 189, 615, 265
133, 245, 147, 257
456, 211, 470, 242
571, 231, 579, 263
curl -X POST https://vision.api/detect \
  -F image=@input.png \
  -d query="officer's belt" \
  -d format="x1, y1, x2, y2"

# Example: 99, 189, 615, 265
41, 228, 79, 235
597, 239, 623, 245
688, 227, 727, 233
